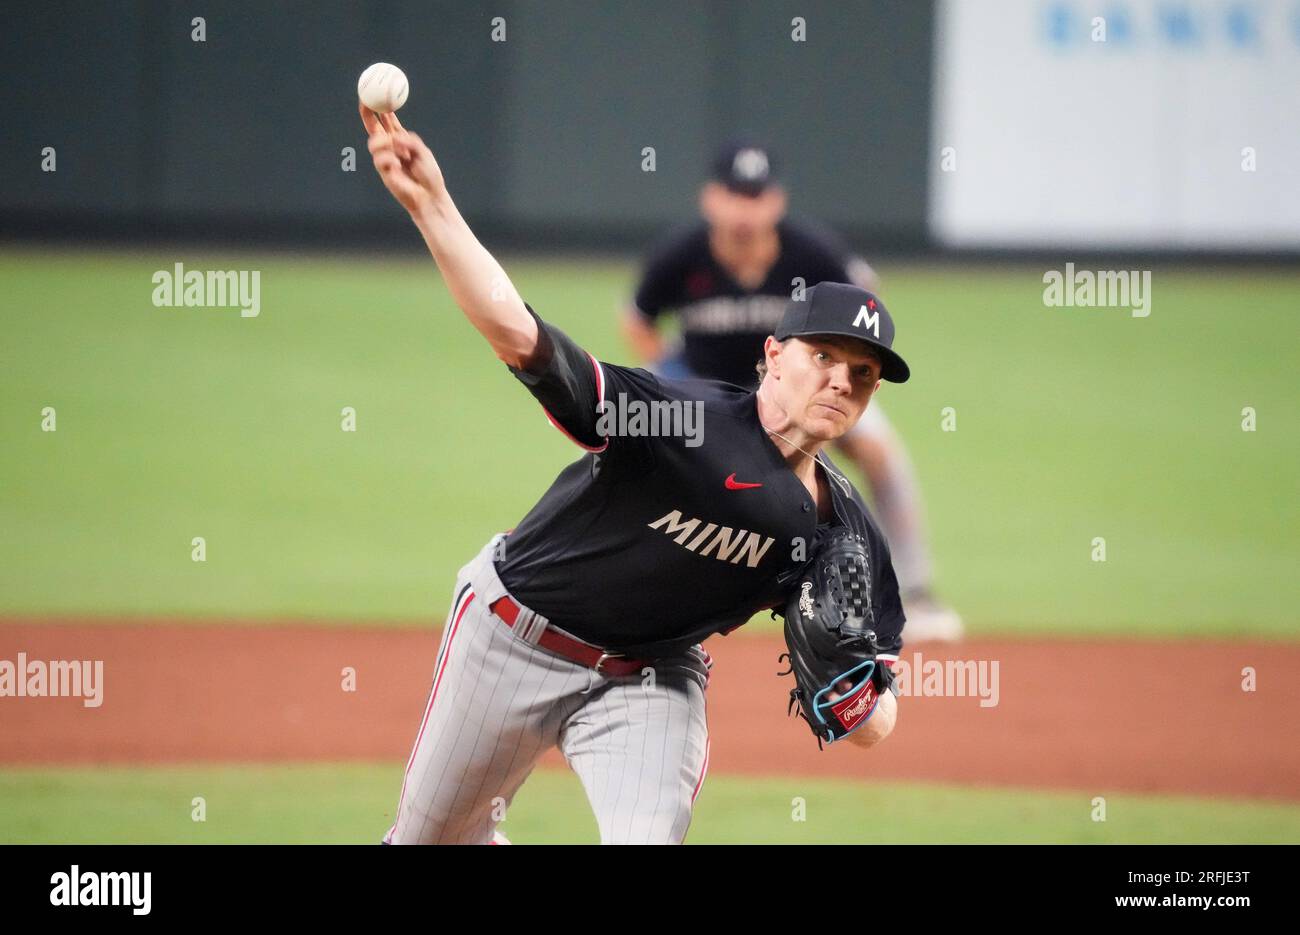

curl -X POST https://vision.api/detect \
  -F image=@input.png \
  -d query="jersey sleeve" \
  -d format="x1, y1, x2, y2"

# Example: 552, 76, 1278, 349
631, 224, 699, 321
506, 304, 661, 452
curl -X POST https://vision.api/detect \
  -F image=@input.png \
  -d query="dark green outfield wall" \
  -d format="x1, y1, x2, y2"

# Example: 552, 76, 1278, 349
1, 1, 933, 249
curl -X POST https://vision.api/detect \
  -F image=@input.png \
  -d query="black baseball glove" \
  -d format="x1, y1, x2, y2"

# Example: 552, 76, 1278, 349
777, 526, 894, 748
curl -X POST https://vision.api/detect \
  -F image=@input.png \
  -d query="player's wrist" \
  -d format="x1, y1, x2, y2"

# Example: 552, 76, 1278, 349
410, 193, 452, 228
410, 196, 466, 256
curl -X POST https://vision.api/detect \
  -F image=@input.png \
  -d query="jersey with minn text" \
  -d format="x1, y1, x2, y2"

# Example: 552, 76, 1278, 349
494, 305, 904, 658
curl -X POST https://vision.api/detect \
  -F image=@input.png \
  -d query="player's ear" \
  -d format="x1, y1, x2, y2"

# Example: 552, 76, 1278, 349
763, 335, 782, 378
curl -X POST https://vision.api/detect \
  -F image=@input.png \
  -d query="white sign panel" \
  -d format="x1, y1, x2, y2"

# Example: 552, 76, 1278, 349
930, 0, 1300, 249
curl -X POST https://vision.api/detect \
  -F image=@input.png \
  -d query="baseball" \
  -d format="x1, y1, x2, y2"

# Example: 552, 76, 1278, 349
357, 62, 409, 114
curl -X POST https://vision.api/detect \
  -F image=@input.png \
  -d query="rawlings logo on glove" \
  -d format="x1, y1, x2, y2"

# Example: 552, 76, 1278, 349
831, 678, 878, 731
776, 526, 894, 748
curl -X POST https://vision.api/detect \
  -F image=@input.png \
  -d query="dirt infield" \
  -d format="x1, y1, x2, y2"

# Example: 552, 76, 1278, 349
2, 619, 1297, 801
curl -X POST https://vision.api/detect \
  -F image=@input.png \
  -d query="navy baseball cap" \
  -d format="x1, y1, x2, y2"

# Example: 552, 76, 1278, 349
775, 282, 910, 383
712, 142, 776, 196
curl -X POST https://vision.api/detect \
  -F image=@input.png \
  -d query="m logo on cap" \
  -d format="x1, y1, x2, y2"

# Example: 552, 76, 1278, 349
852, 303, 880, 337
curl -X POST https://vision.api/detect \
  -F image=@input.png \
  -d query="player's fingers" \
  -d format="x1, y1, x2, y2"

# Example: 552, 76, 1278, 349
401, 132, 438, 178
410, 155, 442, 193
359, 101, 383, 137
366, 113, 435, 204
826, 678, 854, 702
374, 157, 422, 205
399, 133, 428, 170
390, 132, 413, 162
375, 157, 412, 187
395, 130, 426, 160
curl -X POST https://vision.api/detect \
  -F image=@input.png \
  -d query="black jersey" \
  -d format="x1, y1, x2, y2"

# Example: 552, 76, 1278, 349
494, 305, 904, 659
633, 218, 868, 387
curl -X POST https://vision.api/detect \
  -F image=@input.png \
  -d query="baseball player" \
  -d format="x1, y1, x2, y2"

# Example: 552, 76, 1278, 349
362, 104, 904, 845
623, 142, 962, 641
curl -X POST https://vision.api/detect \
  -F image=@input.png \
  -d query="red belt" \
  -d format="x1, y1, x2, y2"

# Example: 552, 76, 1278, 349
489, 595, 650, 677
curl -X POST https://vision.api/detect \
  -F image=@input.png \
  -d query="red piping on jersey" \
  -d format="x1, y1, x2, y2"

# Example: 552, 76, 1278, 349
691, 737, 711, 804
691, 666, 712, 809
540, 352, 609, 453
390, 585, 476, 838
683, 659, 713, 842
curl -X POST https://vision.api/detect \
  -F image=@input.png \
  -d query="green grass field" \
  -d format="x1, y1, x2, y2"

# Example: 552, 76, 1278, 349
2, 763, 1297, 844
2, 249, 1296, 637
3, 248, 1298, 845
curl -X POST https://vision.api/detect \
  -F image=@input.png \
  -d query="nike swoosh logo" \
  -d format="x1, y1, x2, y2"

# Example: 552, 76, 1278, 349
725, 473, 763, 490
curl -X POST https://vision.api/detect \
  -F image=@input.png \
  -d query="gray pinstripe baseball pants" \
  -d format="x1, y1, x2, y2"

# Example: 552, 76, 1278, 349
384, 534, 712, 845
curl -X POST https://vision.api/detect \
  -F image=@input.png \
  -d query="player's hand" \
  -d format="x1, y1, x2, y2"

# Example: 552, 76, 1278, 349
360, 103, 447, 216
843, 690, 894, 749
826, 677, 854, 703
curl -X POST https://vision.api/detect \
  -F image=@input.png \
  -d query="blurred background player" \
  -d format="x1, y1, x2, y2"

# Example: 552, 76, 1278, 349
621, 142, 962, 641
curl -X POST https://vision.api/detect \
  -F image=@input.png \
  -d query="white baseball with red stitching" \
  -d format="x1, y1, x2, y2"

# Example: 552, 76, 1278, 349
357, 62, 409, 113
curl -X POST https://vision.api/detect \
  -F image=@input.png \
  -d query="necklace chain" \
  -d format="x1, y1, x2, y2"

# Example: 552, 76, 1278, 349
763, 427, 852, 495
764, 427, 818, 463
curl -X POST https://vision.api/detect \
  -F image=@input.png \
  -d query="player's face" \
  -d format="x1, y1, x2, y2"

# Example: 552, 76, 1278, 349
699, 182, 787, 241
771, 336, 882, 440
